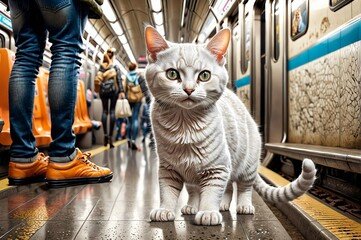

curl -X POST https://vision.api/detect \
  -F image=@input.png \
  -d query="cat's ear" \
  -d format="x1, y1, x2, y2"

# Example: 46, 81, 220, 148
145, 26, 169, 62
205, 28, 230, 63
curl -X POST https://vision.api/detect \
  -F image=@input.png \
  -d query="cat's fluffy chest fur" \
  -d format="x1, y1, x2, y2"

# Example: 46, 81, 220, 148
151, 88, 257, 184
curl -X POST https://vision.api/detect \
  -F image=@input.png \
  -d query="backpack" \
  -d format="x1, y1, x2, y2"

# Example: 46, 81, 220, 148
126, 75, 144, 103
100, 79, 116, 97
96, 66, 118, 97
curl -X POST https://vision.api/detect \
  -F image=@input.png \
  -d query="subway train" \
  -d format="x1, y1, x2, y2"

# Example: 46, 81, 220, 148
0, 0, 360, 239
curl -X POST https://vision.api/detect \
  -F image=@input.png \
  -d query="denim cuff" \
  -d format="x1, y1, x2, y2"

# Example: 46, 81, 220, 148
10, 153, 39, 163
50, 149, 78, 163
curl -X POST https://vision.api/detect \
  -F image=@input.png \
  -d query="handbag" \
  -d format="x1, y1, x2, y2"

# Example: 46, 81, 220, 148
115, 99, 132, 118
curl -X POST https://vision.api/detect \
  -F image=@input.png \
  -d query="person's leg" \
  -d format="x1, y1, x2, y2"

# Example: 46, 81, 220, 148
8, 0, 47, 161
7, 0, 50, 185
142, 117, 147, 142
108, 94, 117, 148
101, 96, 109, 133
128, 102, 141, 150
36, 0, 112, 187
100, 96, 109, 146
109, 95, 118, 136
130, 102, 142, 142
115, 118, 121, 141
127, 103, 135, 140
40, 0, 88, 160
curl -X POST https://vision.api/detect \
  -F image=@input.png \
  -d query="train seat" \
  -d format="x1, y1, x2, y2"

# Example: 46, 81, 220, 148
77, 80, 92, 130
72, 95, 85, 135
0, 48, 14, 146
38, 69, 91, 135
32, 71, 52, 147
72, 80, 92, 134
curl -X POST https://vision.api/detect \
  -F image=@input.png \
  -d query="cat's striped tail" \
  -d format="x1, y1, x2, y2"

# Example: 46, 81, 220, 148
254, 158, 317, 202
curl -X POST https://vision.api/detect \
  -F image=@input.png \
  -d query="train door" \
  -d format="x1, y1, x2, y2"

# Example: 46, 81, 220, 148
231, 22, 240, 90
241, 0, 286, 160
250, 0, 266, 140
264, 0, 286, 144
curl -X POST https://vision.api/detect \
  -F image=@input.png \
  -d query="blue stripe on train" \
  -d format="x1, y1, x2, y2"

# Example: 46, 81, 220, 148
288, 18, 361, 71
235, 75, 250, 88
234, 18, 361, 88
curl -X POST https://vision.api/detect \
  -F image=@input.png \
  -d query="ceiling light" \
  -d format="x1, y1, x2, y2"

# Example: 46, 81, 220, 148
101, 42, 110, 51
114, 60, 128, 75
153, 12, 163, 25
156, 25, 165, 36
102, 0, 117, 22
150, 0, 162, 12
181, 0, 186, 27
119, 35, 127, 44
123, 43, 136, 63
111, 22, 123, 35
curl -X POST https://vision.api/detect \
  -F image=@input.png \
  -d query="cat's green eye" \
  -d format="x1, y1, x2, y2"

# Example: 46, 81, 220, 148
166, 69, 179, 80
198, 70, 211, 82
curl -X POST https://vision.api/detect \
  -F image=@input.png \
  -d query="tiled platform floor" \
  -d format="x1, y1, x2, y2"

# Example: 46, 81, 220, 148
0, 141, 293, 239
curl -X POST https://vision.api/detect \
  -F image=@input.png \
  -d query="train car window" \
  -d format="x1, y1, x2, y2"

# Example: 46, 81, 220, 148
290, 0, 308, 41
241, 11, 251, 73
329, 0, 353, 11
0, 33, 4, 47
0, 28, 10, 48
272, 0, 280, 61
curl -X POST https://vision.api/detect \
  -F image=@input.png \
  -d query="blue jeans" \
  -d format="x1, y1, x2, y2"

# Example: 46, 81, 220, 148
8, 0, 88, 162
127, 102, 142, 141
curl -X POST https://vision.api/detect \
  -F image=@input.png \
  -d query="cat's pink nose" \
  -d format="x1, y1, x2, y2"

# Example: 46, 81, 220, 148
184, 88, 194, 96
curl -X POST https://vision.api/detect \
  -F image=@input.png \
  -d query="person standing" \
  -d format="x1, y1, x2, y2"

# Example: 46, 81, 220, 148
96, 48, 124, 148
7, 0, 113, 187
125, 62, 149, 150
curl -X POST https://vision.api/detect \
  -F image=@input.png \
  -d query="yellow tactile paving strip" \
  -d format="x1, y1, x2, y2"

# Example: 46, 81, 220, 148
259, 166, 361, 240
0, 139, 127, 192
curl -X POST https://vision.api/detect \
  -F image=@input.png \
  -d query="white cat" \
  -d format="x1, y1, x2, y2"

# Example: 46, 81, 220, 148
144, 26, 316, 226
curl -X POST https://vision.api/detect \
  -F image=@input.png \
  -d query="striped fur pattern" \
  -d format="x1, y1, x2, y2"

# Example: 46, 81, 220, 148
145, 26, 316, 226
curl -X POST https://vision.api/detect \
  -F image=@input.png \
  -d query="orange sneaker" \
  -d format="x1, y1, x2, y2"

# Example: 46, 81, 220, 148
8, 153, 49, 185
46, 148, 113, 188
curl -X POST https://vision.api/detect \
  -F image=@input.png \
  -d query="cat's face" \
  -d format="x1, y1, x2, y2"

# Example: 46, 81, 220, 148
144, 26, 230, 110
295, 8, 301, 21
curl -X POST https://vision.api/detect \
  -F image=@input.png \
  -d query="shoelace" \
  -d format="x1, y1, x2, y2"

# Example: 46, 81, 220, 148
38, 153, 50, 163
78, 152, 100, 170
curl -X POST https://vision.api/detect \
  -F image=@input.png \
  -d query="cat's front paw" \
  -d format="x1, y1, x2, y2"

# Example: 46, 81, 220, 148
236, 204, 255, 214
181, 205, 198, 215
219, 202, 230, 211
149, 208, 175, 222
194, 210, 222, 225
